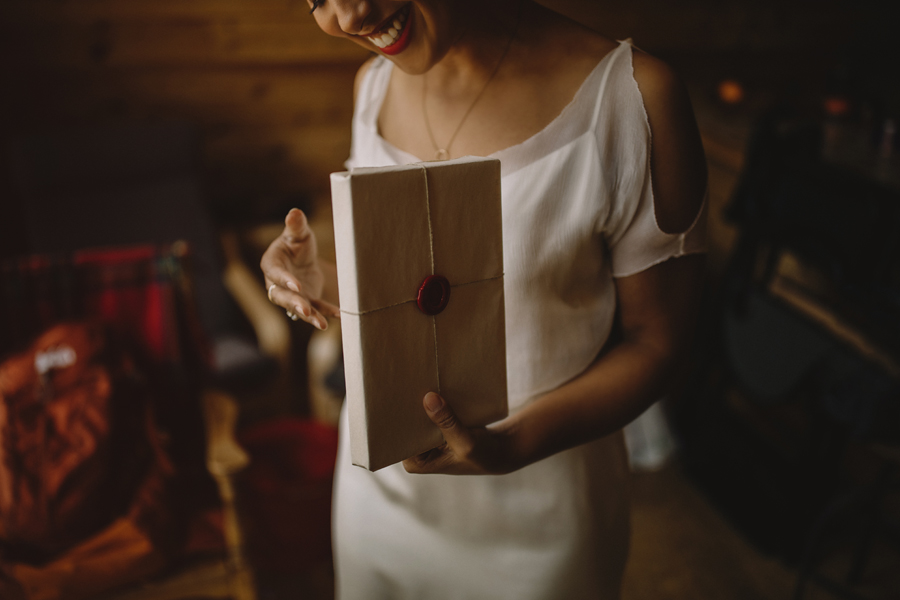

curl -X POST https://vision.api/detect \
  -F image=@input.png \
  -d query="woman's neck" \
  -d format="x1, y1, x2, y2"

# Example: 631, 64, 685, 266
418, 0, 526, 94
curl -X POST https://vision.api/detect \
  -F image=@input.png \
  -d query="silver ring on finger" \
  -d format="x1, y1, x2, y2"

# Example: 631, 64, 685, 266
286, 310, 299, 321
267, 283, 277, 303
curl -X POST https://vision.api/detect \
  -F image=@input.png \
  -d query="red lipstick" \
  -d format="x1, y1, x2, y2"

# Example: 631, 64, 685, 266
379, 7, 413, 55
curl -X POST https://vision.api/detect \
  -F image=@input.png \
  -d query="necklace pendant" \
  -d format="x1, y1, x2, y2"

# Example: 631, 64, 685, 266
434, 148, 450, 161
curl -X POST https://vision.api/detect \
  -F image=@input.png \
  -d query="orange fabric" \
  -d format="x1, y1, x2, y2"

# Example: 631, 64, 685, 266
0, 322, 181, 599
0, 323, 122, 558
8, 518, 166, 600
0, 245, 217, 598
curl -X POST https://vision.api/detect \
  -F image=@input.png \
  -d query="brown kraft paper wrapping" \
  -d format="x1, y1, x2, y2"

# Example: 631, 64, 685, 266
330, 156, 508, 471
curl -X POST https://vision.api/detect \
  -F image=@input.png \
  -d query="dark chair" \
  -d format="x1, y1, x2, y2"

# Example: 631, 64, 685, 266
676, 106, 900, 596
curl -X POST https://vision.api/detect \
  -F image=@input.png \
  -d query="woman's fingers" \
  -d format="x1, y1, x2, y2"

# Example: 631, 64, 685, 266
284, 208, 313, 244
403, 393, 475, 474
423, 393, 475, 457
311, 297, 342, 319
403, 445, 454, 474
305, 309, 328, 330
265, 278, 329, 330
262, 209, 316, 275
403, 393, 519, 476
262, 260, 304, 296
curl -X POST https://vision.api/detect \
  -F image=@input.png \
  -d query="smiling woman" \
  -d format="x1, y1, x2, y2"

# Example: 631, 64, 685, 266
364, 5, 410, 53
310, 0, 412, 53
260, 1, 707, 598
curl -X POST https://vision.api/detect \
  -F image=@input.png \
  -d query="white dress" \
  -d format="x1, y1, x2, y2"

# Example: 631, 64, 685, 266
333, 39, 705, 600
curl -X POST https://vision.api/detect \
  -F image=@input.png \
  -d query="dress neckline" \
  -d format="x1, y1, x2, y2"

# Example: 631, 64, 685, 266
368, 40, 631, 176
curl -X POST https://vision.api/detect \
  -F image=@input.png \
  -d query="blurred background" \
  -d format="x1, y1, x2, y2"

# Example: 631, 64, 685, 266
0, 1, 898, 599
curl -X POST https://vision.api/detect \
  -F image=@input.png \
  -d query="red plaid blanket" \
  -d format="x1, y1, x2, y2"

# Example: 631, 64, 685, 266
0, 243, 209, 367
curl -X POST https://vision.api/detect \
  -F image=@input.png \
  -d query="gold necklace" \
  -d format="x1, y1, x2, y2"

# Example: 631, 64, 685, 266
422, 2, 523, 161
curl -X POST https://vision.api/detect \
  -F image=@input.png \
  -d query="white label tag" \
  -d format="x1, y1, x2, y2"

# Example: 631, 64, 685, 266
35, 346, 78, 376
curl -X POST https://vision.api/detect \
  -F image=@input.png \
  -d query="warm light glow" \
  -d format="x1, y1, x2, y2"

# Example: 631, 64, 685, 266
717, 79, 745, 104
823, 96, 851, 117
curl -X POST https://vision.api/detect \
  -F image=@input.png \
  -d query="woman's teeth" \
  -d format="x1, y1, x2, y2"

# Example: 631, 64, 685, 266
367, 11, 406, 48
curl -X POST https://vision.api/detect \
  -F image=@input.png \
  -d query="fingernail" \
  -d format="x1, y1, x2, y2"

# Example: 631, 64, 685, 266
316, 317, 327, 330
287, 281, 300, 293
424, 392, 443, 412
296, 304, 310, 317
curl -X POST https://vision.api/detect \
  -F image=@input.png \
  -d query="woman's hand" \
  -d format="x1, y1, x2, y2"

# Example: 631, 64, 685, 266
402, 392, 522, 476
260, 208, 340, 330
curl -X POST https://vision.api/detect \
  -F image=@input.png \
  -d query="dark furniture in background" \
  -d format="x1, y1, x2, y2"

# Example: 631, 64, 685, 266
3, 121, 277, 389
674, 105, 900, 599
0, 244, 257, 600
0, 120, 299, 599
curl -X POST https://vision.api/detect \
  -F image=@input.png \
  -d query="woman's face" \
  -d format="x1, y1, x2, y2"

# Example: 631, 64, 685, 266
308, 1, 463, 74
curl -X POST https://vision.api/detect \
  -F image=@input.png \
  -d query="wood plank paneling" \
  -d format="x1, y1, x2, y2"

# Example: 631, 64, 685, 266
205, 123, 353, 195
0, 14, 369, 68
3, 67, 357, 124
117, 67, 357, 127
2, 0, 316, 20
2, 0, 859, 223
538, 0, 858, 53
0, 0, 368, 220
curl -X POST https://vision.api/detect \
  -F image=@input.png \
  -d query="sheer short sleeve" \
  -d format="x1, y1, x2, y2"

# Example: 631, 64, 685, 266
598, 42, 707, 278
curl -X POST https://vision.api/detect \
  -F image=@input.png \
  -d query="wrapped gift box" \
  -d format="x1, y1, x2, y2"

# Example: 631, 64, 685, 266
330, 157, 507, 471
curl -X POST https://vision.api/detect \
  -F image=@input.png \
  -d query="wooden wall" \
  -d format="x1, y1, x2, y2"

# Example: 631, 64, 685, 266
0, 0, 371, 223
542, 0, 859, 54
0, 0, 869, 232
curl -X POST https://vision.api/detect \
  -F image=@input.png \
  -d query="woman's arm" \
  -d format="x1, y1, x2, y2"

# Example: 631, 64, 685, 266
403, 51, 707, 475
403, 251, 704, 475
499, 252, 705, 468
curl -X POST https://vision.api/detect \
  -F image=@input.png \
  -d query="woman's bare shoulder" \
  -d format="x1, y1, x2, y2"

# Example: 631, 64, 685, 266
525, 4, 619, 67
516, 4, 619, 110
629, 48, 708, 234
630, 49, 684, 109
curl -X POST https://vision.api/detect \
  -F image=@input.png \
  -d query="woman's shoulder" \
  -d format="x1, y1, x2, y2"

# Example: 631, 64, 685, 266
628, 47, 708, 234
528, 5, 684, 99
533, 7, 706, 233
629, 49, 684, 115
505, 5, 620, 134
520, 5, 619, 82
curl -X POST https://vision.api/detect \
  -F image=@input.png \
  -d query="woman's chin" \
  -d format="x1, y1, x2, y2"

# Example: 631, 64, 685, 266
348, 4, 453, 76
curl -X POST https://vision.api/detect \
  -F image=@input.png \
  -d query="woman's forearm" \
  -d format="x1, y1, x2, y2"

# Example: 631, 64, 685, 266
404, 257, 704, 477
496, 253, 705, 470
496, 336, 675, 469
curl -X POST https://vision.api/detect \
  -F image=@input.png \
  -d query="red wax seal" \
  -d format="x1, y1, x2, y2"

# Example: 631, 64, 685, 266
417, 275, 451, 315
